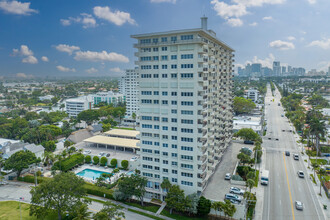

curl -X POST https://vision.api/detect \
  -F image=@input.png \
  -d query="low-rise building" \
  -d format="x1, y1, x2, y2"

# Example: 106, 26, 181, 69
233, 115, 263, 135
38, 95, 54, 101
65, 96, 93, 118
244, 88, 259, 103
91, 91, 125, 106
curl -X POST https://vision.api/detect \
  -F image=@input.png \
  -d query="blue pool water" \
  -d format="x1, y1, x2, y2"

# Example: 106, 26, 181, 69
76, 169, 112, 179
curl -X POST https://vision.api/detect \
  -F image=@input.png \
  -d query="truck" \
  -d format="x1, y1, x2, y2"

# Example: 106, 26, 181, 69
261, 170, 269, 185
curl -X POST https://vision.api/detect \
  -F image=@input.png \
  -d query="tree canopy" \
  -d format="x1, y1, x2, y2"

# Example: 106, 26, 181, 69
234, 128, 259, 141
233, 97, 256, 115
4, 150, 37, 177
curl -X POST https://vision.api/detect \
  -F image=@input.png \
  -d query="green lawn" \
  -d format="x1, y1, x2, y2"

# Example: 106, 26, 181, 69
310, 159, 328, 165
160, 209, 206, 220
124, 202, 160, 213
318, 174, 330, 182
254, 170, 259, 187
0, 201, 57, 220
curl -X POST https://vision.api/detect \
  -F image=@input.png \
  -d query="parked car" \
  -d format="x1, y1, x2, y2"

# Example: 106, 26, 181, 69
295, 201, 303, 210
293, 154, 299, 160
230, 187, 245, 195
98, 152, 105, 156
244, 140, 254, 145
225, 194, 242, 203
83, 150, 91, 154
106, 153, 110, 157
225, 173, 231, 180
285, 151, 290, 156
297, 171, 304, 178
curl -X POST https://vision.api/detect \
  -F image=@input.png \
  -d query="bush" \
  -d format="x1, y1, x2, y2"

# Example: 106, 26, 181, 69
121, 160, 129, 170
17, 175, 49, 184
110, 158, 117, 167
52, 153, 84, 172
36, 170, 42, 176
41, 140, 56, 152
100, 157, 107, 166
93, 156, 99, 165
237, 166, 252, 180
83, 183, 114, 200
113, 168, 120, 173
85, 155, 91, 164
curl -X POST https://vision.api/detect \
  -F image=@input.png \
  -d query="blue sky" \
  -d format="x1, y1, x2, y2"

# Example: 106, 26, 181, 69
1, 0, 330, 78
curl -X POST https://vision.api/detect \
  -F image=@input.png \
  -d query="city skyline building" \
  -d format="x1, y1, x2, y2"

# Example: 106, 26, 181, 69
273, 61, 281, 76
124, 68, 139, 117
132, 17, 234, 198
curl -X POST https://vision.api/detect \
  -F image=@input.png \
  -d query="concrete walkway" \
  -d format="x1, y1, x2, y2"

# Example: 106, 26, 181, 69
156, 202, 167, 216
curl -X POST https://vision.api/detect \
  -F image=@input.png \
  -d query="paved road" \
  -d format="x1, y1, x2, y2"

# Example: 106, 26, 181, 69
262, 85, 325, 220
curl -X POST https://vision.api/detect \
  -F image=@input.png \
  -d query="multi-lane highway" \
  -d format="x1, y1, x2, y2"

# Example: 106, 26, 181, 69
261, 84, 325, 220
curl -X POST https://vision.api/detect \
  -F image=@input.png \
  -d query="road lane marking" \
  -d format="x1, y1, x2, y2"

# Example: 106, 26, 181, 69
283, 153, 295, 220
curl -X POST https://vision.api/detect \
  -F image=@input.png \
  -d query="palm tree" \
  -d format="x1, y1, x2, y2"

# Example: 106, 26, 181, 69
211, 201, 224, 218
311, 162, 319, 183
318, 168, 327, 195
43, 151, 55, 167
72, 203, 92, 220
246, 179, 255, 193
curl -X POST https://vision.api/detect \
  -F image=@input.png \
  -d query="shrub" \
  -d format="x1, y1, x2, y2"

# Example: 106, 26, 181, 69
237, 166, 252, 180
83, 183, 114, 200
100, 157, 107, 166
93, 156, 99, 165
52, 153, 84, 172
85, 155, 91, 164
121, 160, 129, 170
36, 170, 42, 176
110, 158, 117, 167
18, 175, 49, 184
113, 168, 120, 173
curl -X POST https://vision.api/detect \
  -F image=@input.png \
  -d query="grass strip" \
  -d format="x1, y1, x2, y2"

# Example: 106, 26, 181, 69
127, 208, 165, 220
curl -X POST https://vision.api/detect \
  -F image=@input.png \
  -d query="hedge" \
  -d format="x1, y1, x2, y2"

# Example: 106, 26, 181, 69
100, 157, 107, 166
52, 154, 84, 172
85, 155, 91, 164
110, 158, 117, 167
17, 175, 50, 184
121, 160, 129, 170
93, 156, 99, 165
83, 183, 114, 200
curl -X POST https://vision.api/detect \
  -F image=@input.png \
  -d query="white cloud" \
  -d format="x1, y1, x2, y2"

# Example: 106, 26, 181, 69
287, 36, 296, 41
245, 53, 275, 68
0, 0, 38, 15
150, 0, 176, 3
269, 40, 295, 50
93, 6, 136, 26
249, 22, 258, 26
109, 67, 123, 73
55, 44, 80, 55
22, 55, 38, 64
307, 0, 316, 4
86, 67, 98, 74
16, 73, 32, 78
308, 38, 330, 49
233, 0, 285, 7
211, 0, 248, 19
262, 16, 273, 20
41, 56, 49, 62
74, 50, 129, 63
60, 13, 97, 28
227, 18, 243, 27
56, 65, 76, 72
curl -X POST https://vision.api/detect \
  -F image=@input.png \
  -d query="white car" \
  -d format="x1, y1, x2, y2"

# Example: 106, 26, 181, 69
98, 152, 105, 156
230, 187, 245, 195
295, 201, 303, 210
225, 173, 231, 180
297, 171, 304, 178
83, 150, 91, 154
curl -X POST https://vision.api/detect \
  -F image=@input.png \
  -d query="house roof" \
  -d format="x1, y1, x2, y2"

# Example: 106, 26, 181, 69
104, 129, 139, 138
83, 135, 139, 149
24, 144, 44, 153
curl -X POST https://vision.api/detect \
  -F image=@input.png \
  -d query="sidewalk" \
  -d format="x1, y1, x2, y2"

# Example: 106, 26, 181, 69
254, 147, 266, 220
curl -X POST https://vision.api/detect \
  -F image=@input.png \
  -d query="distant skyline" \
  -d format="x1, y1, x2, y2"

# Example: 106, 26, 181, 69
1, 0, 330, 78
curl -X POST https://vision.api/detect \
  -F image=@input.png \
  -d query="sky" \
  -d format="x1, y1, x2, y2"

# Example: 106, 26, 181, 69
1, 0, 330, 79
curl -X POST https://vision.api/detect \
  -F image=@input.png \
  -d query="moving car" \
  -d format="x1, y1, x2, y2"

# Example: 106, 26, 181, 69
225, 173, 231, 180
281, 114, 284, 117
225, 194, 242, 203
293, 154, 299, 160
297, 171, 304, 178
285, 151, 290, 156
230, 187, 245, 195
244, 140, 254, 145
295, 201, 303, 210
261, 170, 269, 185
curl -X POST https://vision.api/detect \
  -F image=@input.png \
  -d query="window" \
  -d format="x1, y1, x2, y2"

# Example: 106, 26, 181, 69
155, 166, 160, 170
172, 136, 177, 140
153, 91, 159, 96
172, 161, 178, 166
155, 174, 160, 179
181, 92, 193, 96
181, 101, 193, 106
171, 73, 177, 78
162, 100, 168, 105
163, 152, 168, 156
142, 124, 152, 128
153, 38, 158, 43
181, 172, 193, 178
153, 74, 159, 78
172, 144, 177, 149
163, 168, 168, 173
141, 99, 152, 104
155, 158, 160, 162
161, 55, 168, 60
181, 119, 193, 124
141, 39, 151, 44
163, 160, 169, 164
162, 117, 168, 122
161, 47, 167, 51
171, 64, 177, 69
154, 142, 160, 146
141, 116, 152, 120
161, 37, 167, 42
162, 126, 168, 130
153, 65, 159, 69
172, 170, 178, 174
171, 36, 177, 41
181, 110, 193, 115
172, 153, 178, 158
171, 118, 177, 122
181, 137, 193, 142
154, 150, 160, 154
141, 56, 152, 61
141, 91, 152, 95
172, 178, 178, 183
181, 54, 193, 59
181, 35, 193, 40
181, 73, 194, 78
162, 65, 168, 69
142, 156, 153, 161
143, 172, 153, 177
141, 74, 152, 78
181, 181, 193, 186
171, 127, 177, 131
181, 163, 193, 169
153, 56, 159, 61
181, 64, 193, 69
141, 65, 152, 70
142, 132, 153, 137
153, 100, 159, 104
142, 48, 151, 52
142, 164, 153, 169
162, 143, 168, 148
181, 128, 193, 133
154, 125, 159, 129
142, 149, 152, 153
154, 116, 160, 121
171, 109, 177, 114
162, 135, 168, 139
153, 47, 158, 52
162, 91, 168, 96
171, 55, 177, 60
162, 74, 168, 78
171, 101, 177, 105
181, 155, 193, 160
181, 146, 193, 151
171, 92, 177, 96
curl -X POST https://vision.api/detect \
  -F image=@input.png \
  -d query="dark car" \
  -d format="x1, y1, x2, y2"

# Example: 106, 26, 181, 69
106, 153, 110, 157
285, 151, 290, 156
244, 140, 254, 145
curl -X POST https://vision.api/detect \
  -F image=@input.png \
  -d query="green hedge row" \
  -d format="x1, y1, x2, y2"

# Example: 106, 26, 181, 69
52, 154, 84, 172
17, 175, 49, 184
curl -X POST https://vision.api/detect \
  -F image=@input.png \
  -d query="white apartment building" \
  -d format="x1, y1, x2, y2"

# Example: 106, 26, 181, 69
244, 88, 259, 103
65, 96, 93, 118
123, 69, 139, 117
91, 91, 125, 106
132, 17, 234, 199
119, 77, 126, 95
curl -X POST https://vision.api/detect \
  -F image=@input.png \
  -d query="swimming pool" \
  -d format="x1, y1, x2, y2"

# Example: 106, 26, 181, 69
76, 168, 112, 179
